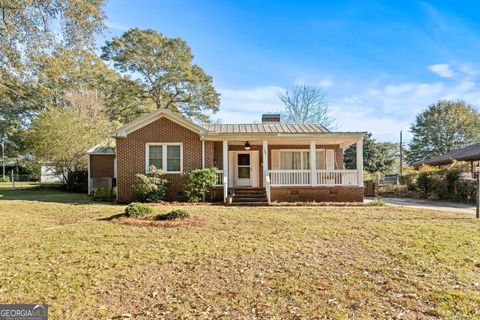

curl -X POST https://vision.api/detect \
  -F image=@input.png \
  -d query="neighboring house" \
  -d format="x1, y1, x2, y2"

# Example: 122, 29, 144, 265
412, 143, 480, 175
40, 163, 67, 183
88, 109, 365, 204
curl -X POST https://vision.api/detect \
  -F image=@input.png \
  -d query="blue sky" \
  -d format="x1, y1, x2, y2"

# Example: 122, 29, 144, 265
102, 0, 480, 142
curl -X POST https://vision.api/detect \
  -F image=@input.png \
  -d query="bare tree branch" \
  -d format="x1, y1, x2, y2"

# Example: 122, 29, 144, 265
279, 84, 336, 129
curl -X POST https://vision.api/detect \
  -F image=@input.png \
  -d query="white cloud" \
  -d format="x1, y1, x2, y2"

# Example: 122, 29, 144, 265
317, 78, 334, 88
105, 21, 130, 32
428, 64, 454, 78
216, 74, 480, 143
217, 86, 285, 123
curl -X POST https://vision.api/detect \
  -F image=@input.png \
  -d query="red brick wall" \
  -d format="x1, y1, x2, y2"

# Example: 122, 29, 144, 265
90, 155, 115, 178
271, 186, 363, 202
116, 117, 202, 203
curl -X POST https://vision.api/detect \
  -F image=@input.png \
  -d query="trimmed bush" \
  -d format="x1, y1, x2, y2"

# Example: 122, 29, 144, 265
125, 202, 153, 217
183, 167, 218, 202
0, 176, 11, 182
133, 166, 169, 202
155, 209, 190, 221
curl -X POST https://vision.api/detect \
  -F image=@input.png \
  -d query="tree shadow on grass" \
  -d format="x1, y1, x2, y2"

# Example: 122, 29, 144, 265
97, 213, 127, 221
0, 188, 118, 205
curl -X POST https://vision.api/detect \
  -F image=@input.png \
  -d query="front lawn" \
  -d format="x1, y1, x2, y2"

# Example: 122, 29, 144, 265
0, 189, 479, 319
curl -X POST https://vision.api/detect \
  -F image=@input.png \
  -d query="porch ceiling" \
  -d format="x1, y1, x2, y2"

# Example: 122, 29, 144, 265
203, 133, 364, 148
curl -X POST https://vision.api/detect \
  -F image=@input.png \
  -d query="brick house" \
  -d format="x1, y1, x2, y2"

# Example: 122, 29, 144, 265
88, 109, 365, 204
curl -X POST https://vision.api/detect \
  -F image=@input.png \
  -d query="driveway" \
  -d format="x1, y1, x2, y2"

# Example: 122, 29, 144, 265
367, 197, 477, 216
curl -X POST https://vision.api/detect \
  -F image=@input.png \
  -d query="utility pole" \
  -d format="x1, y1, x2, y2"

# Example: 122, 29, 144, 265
399, 130, 403, 174
1, 135, 6, 181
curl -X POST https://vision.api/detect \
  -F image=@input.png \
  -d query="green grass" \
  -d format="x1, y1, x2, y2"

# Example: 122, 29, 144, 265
0, 181, 64, 190
1, 189, 480, 319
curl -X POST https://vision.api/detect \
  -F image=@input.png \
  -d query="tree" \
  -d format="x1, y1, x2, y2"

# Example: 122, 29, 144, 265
345, 133, 399, 173
101, 28, 220, 123
407, 100, 480, 163
279, 84, 335, 129
0, 0, 106, 68
0, 0, 107, 158
27, 90, 113, 190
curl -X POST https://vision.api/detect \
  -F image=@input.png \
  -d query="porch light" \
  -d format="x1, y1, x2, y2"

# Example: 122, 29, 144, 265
244, 141, 251, 151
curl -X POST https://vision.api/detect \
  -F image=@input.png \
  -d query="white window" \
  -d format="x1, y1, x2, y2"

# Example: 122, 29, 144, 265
146, 143, 182, 173
279, 150, 310, 170
273, 149, 335, 170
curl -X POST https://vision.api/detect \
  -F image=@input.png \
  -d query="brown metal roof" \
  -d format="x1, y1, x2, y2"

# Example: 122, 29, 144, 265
412, 143, 480, 167
202, 123, 329, 134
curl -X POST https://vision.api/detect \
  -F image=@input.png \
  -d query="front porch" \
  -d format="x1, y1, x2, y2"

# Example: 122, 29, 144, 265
206, 136, 364, 203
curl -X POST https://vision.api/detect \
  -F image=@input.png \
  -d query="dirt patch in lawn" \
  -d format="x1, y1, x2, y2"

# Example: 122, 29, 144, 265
113, 215, 208, 228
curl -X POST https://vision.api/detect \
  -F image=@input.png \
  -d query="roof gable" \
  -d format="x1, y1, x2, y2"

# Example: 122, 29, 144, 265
111, 109, 206, 137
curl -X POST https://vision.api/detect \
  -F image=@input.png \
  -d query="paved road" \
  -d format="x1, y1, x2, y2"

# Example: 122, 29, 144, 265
367, 197, 477, 216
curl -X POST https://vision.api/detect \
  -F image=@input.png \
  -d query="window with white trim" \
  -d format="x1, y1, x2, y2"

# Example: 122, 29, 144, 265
146, 143, 182, 173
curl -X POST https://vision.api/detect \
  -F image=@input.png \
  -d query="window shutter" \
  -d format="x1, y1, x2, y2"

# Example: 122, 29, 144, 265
271, 150, 280, 169
326, 150, 335, 170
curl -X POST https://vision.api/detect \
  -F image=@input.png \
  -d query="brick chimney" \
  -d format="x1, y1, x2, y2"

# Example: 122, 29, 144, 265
262, 114, 281, 124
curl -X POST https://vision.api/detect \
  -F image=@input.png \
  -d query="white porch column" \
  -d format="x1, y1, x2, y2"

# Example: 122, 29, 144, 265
310, 140, 317, 186
262, 140, 271, 202
357, 138, 364, 186
201, 140, 205, 169
223, 140, 229, 202
262, 140, 269, 185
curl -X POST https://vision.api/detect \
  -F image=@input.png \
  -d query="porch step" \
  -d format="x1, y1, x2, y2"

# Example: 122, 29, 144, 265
232, 187, 268, 204
226, 202, 270, 207
233, 197, 268, 202
234, 193, 267, 198
234, 187, 266, 194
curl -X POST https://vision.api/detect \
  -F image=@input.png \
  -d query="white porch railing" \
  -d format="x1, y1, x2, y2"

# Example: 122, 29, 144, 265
269, 170, 311, 186
269, 169, 358, 186
215, 170, 224, 186
317, 170, 358, 186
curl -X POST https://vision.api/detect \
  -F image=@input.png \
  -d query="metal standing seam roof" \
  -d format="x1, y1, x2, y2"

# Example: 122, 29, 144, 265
412, 143, 480, 167
201, 123, 329, 134
87, 146, 115, 154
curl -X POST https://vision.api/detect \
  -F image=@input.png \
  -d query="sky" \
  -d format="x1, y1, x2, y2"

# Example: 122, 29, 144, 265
102, 0, 480, 142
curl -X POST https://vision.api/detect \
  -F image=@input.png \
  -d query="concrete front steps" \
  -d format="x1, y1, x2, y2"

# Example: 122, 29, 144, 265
228, 187, 269, 206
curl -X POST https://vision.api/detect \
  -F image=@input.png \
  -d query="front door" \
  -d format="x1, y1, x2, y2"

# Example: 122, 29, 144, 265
236, 153, 251, 186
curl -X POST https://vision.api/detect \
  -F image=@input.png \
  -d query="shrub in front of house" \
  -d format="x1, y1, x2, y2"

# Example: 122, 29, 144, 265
125, 202, 154, 217
182, 167, 218, 202
133, 166, 169, 202
154, 209, 190, 220
398, 162, 476, 202
399, 170, 419, 191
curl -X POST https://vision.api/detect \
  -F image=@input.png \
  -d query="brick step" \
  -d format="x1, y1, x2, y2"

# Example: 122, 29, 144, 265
233, 193, 267, 198
226, 202, 270, 207
234, 188, 266, 194
232, 197, 268, 203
